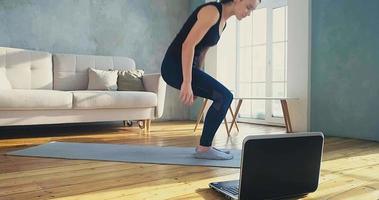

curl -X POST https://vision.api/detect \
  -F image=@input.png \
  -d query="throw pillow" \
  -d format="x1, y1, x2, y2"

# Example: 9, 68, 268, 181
87, 68, 118, 90
115, 69, 145, 91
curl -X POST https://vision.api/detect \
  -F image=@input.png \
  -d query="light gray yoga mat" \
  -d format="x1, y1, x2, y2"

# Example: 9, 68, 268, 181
6, 142, 241, 168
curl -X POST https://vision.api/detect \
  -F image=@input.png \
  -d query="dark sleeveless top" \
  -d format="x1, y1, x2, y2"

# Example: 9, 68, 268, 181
162, 1, 226, 69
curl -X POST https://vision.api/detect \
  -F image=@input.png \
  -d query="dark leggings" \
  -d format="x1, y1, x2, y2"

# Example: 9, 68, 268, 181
161, 59, 233, 147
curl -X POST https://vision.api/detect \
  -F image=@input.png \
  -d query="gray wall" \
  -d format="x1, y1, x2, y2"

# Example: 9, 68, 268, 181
311, 0, 379, 141
0, 0, 207, 121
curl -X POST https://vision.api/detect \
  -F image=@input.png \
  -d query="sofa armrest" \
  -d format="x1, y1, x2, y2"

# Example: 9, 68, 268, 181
142, 73, 166, 118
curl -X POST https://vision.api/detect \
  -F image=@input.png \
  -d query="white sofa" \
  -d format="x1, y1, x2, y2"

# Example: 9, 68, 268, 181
0, 47, 166, 132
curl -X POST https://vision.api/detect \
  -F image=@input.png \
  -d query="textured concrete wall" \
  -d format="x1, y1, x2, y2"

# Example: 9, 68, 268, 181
311, 0, 379, 141
0, 0, 206, 121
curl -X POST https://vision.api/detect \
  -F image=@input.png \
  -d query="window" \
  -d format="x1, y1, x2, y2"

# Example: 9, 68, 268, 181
236, 0, 288, 125
271, 5, 288, 118
237, 8, 267, 120
215, 0, 288, 125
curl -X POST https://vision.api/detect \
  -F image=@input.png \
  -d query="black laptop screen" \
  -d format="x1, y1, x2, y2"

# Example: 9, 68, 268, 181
239, 135, 323, 200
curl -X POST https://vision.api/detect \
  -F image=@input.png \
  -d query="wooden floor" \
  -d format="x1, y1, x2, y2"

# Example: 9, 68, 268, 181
0, 121, 378, 200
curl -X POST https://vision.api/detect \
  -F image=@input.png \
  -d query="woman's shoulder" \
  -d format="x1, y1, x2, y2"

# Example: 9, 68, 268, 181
196, 2, 221, 22
197, 1, 222, 12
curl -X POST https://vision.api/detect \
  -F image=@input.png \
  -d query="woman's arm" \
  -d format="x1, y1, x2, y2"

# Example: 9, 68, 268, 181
180, 5, 220, 105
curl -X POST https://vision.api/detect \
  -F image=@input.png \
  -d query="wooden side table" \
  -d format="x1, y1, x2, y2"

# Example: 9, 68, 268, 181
193, 97, 298, 136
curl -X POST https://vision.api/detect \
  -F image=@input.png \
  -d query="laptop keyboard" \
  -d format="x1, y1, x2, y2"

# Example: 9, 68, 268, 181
210, 180, 240, 197
221, 185, 239, 195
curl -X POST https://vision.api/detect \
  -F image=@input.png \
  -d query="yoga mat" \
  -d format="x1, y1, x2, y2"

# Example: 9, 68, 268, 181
6, 142, 241, 168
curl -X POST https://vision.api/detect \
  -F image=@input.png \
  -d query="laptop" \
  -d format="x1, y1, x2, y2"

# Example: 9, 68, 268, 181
209, 132, 324, 200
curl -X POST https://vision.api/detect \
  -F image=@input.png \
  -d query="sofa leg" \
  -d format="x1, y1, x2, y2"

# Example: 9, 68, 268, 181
137, 120, 150, 134
147, 119, 151, 133
144, 120, 147, 133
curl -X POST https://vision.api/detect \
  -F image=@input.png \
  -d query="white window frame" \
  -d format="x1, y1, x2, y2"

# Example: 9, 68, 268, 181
236, 0, 288, 126
207, 0, 311, 131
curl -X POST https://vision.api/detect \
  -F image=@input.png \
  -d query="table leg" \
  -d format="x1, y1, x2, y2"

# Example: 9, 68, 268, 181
227, 99, 243, 136
280, 99, 293, 133
228, 107, 240, 132
223, 118, 230, 137
194, 99, 208, 134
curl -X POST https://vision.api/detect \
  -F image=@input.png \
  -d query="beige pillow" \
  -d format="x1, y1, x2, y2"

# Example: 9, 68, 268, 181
87, 68, 118, 90
0, 68, 12, 90
115, 69, 145, 91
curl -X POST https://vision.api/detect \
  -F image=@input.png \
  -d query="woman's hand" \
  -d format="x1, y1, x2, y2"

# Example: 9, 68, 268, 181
180, 82, 194, 106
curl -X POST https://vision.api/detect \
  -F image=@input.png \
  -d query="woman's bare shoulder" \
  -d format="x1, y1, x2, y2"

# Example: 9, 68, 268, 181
196, 4, 220, 24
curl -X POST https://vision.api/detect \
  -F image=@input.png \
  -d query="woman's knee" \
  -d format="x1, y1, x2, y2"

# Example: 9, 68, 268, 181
225, 90, 233, 105
217, 89, 233, 107
219, 91, 233, 112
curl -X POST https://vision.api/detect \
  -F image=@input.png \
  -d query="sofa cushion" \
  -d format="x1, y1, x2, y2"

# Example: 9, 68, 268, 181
0, 90, 72, 110
0, 67, 12, 90
0, 47, 53, 90
72, 91, 157, 109
88, 68, 118, 91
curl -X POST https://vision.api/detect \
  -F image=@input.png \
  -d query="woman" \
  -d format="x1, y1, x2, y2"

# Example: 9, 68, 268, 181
161, 0, 261, 160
